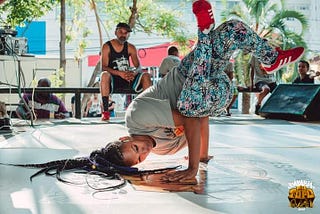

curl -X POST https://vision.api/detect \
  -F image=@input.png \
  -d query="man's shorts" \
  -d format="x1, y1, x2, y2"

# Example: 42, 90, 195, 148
255, 81, 277, 93
111, 72, 144, 94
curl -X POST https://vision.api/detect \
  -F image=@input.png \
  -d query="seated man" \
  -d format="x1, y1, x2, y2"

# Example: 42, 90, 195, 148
16, 78, 69, 120
250, 55, 277, 115
158, 45, 181, 77
100, 22, 152, 121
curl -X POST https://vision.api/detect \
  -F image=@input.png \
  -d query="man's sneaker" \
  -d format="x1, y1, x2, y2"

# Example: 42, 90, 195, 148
255, 104, 261, 115
192, 0, 215, 34
102, 111, 110, 121
262, 47, 305, 74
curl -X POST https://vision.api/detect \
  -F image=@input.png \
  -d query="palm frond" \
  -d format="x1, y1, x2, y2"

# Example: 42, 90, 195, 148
271, 10, 308, 34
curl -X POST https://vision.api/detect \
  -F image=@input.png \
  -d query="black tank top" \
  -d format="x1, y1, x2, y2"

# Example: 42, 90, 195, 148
106, 41, 130, 71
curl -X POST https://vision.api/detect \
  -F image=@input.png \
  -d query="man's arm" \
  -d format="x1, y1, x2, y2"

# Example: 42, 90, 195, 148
16, 95, 31, 120
16, 105, 29, 119
158, 58, 169, 77
128, 43, 140, 69
84, 100, 92, 117
108, 101, 115, 112
101, 43, 118, 76
51, 95, 68, 114
55, 98, 69, 119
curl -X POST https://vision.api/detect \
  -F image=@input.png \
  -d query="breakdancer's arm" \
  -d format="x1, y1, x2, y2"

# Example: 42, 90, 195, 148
163, 110, 204, 182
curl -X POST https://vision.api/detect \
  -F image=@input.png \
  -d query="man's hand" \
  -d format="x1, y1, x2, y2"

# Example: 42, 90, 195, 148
54, 113, 66, 119
118, 71, 136, 82
16, 106, 32, 120
24, 111, 32, 120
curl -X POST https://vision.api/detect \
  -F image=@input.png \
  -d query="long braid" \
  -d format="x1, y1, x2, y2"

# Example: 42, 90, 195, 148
1, 158, 91, 181
0, 147, 180, 191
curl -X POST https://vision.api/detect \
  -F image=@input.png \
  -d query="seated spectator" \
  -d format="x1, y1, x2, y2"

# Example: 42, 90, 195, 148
100, 22, 152, 121
16, 78, 69, 120
250, 55, 277, 115
84, 93, 103, 117
293, 60, 314, 84
70, 95, 75, 117
158, 45, 181, 77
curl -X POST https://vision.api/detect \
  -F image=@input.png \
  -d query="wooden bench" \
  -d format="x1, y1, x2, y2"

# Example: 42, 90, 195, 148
237, 86, 261, 93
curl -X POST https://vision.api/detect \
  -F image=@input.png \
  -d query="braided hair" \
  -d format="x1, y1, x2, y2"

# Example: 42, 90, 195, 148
1, 141, 179, 191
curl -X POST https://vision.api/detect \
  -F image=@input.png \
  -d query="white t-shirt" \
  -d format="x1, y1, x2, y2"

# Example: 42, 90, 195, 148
158, 55, 181, 76
125, 68, 187, 155
89, 99, 102, 115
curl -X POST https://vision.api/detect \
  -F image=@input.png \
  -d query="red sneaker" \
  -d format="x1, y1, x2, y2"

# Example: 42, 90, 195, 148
102, 111, 110, 121
262, 47, 305, 74
192, 0, 215, 34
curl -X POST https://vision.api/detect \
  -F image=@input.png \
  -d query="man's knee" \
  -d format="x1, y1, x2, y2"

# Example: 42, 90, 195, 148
260, 86, 270, 94
142, 72, 151, 79
141, 73, 152, 85
100, 71, 111, 83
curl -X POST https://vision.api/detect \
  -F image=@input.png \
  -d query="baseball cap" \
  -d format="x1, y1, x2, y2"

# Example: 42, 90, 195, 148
116, 22, 132, 32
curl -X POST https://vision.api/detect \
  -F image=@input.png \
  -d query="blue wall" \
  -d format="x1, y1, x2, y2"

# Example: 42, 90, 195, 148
16, 21, 46, 55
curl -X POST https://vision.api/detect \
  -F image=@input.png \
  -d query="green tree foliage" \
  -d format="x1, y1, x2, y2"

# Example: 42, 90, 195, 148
96, 0, 193, 52
0, 0, 57, 27
1, 0, 192, 53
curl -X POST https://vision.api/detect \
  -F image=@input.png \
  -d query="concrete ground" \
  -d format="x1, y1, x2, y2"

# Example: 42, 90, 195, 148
0, 114, 319, 214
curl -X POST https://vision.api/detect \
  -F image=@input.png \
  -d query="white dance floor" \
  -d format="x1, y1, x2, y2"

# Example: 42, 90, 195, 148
0, 115, 319, 214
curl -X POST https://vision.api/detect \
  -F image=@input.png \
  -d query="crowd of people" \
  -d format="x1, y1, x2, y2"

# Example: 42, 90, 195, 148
12, 58, 317, 121
12, 35, 318, 121
8, 0, 318, 121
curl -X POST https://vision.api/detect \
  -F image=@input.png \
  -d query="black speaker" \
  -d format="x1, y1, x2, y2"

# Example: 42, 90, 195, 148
259, 84, 320, 121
